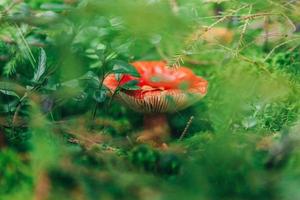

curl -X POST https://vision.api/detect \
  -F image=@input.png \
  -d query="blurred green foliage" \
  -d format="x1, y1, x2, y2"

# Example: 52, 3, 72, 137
0, 0, 300, 200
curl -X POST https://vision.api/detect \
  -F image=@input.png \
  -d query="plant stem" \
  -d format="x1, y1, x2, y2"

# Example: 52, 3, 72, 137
92, 64, 106, 121
137, 113, 170, 147
179, 116, 194, 141
92, 102, 99, 120
107, 79, 122, 107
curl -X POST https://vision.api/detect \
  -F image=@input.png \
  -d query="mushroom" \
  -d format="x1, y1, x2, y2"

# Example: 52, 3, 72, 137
104, 61, 208, 148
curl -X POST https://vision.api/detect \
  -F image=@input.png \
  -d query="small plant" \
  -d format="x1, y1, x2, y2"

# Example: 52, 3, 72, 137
267, 50, 300, 81
130, 145, 181, 175
257, 101, 298, 132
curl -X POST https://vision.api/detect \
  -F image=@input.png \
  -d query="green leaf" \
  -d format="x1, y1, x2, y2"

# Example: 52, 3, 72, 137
111, 60, 140, 77
80, 71, 100, 88
86, 54, 99, 60
115, 73, 122, 81
90, 61, 103, 69
33, 48, 47, 83
120, 80, 140, 90
93, 88, 107, 103
0, 89, 20, 99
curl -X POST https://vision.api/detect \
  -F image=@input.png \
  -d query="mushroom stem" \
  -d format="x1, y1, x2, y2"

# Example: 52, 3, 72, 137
137, 114, 170, 147
144, 114, 168, 129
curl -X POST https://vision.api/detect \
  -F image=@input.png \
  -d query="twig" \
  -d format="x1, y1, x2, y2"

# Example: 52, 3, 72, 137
194, 13, 277, 20
263, 16, 270, 51
0, 0, 21, 19
92, 65, 108, 121
12, 92, 28, 128
107, 77, 123, 107
264, 37, 300, 61
268, 0, 292, 10
235, 5, 252, 56
179, 116, 194, 141
126, 135, 134, 146
170, 4, 250, 67
15, 24, 37, 68
279, 11, 296, 32
12, 84, 43, 129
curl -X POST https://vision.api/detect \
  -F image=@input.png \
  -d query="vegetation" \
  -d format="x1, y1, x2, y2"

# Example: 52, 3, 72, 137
0, 0, 300, 199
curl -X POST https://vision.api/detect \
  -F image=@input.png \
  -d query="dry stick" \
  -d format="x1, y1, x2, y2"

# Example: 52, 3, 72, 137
263, 16, 270, 50
217, 42, 271, 75
216, 43, 256, 64
284, 0, 298, 6
268, 0, 293, 11
280, 11, 297, 32
264, 37, 300, 62
239, 12, 295, 32
126, 135, 134, 146
12, 82, 43, 129
240, 13, 276, 20
0, 1, 20, 19
171, 4, 250, 68
170, 4, 293, 68
179, 116, 194, 141
195, 13, 276, 20
15, 24, 37, 68
191, 4, 249, 40
235, 5, 252, 57
12, 92, 28, 129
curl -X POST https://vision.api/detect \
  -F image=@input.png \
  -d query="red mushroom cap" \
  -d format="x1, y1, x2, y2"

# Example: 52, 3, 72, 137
104, 61, 208, 113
